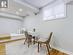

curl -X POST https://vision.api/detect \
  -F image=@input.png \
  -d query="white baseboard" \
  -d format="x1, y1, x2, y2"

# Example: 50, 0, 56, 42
52, 46, 73, 55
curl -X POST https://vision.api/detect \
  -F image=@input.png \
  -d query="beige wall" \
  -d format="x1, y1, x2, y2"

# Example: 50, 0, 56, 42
23, 4, 73, 53
0, 17, 22, 34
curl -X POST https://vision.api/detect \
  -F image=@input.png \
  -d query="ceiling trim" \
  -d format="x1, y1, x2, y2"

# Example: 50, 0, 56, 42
40, 0, 57, 9
14, 0, 39, 12
0, 11, 25, 20
0, 15, 23, 21
22, 0, 39, 8
66, 0, 73, 5
22, 0, 57, 9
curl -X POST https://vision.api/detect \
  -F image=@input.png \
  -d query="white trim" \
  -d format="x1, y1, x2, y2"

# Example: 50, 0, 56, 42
14, 0, 39, 12
52, 46, 73, 55
0, 12, 23, 20
64, 0, 73, 4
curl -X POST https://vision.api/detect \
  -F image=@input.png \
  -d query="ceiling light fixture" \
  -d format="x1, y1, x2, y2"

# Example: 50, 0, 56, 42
16, 11, 19, 15
19, 8, 23, 12
1, 8, 5, 11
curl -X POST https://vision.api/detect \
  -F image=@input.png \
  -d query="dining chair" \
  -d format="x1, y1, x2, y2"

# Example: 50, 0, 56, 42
24, 31, 32, 47
37, 32, 53, 55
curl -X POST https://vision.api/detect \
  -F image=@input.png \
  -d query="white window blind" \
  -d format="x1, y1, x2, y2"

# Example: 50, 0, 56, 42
43, 8, 54, 20
43, 3, 66, 20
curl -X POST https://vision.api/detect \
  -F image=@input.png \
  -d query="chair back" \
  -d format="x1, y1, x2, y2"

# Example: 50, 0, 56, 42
46, 32, 53, 43
24, 31, 29, 37
25, 31, 32, 39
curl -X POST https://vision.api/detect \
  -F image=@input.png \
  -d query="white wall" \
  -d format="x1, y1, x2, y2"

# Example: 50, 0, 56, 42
23, 4, 73, 53
0, 17, 22, 34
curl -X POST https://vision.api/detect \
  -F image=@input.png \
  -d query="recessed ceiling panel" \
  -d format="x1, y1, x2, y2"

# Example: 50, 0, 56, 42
0, 0, 38, 18
21, 0, 55, 8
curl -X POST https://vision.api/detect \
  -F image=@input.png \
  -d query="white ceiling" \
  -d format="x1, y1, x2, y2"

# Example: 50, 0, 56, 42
21, 0, 73, 8
0, 0, 39, 18
21, 0, 56, 8
0, 0, 72, 18
67, 0, 73, 5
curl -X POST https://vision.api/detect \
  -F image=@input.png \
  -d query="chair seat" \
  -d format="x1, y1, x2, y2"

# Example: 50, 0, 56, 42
38, 38, 48, 42
37, 32, 53, 54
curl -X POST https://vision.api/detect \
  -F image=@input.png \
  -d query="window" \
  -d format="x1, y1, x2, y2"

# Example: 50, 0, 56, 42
43, 3, 66, 20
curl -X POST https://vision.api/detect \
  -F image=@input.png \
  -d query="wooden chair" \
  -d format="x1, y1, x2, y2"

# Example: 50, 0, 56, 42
37, 32, 53, 55
24, 31, 32, 47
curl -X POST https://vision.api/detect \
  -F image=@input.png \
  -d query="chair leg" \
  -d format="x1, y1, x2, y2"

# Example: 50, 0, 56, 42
40, 43, 42, 47
24, 42, 25, 44
33, 37, 35, 44
28, 39, 31, 48
28, 42, 30, 48
24, 38, 27, 44
49, 45, 52, 49
38, 42, 40, 52
46, 44, 50, 55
